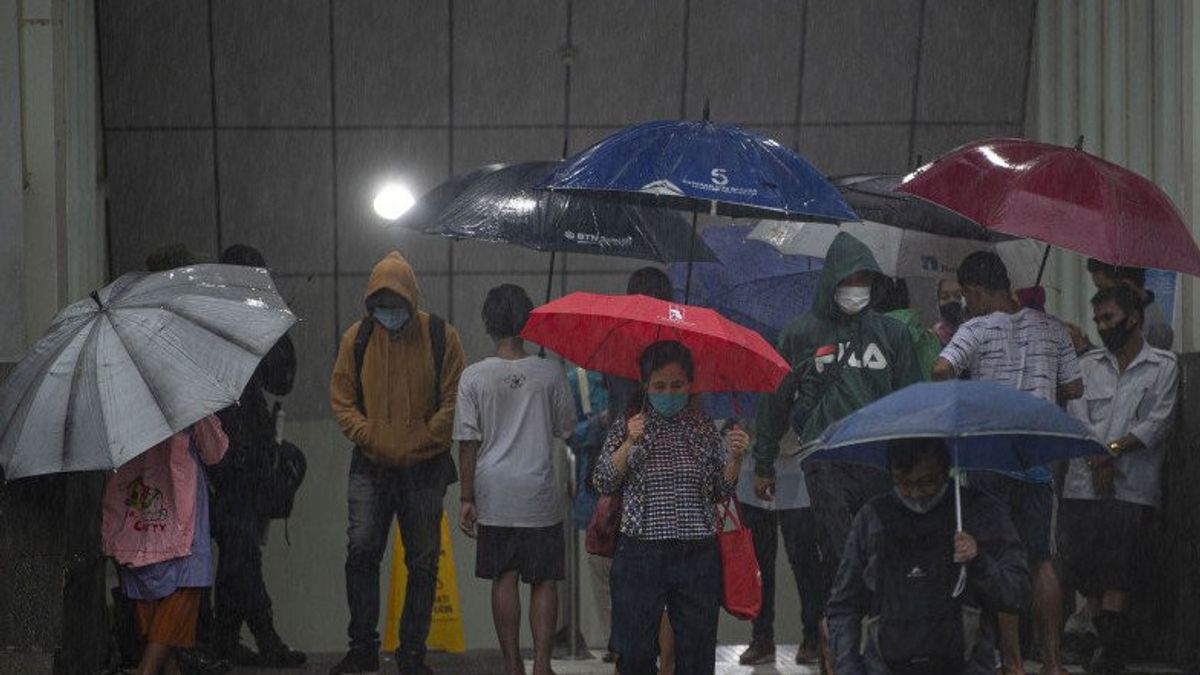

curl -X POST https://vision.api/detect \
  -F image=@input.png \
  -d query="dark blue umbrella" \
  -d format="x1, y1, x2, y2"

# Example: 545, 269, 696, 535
538, 121, 856, 222
664, 225, 823, 420
805, 380, 1105, 530
537, 117, 857, 299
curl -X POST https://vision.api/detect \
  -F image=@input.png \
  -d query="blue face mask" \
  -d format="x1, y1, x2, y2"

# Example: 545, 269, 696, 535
373, 306, 411, 332
648, 392, 688, 417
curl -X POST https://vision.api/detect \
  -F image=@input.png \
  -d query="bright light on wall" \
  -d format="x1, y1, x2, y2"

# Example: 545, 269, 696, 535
373, 182, 416, 221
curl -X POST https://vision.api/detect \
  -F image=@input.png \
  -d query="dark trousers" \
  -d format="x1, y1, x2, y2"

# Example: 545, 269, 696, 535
212, 480, 271, 638
610, 536, 721, 675
740, 503, 825, 643
805, 462, 891, 608
345, 451, 444, 657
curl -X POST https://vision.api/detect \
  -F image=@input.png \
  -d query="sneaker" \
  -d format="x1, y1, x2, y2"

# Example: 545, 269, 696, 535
396, 650, 433, 675
601, 651, 618, 663
258, 642, 307, 668
738, 638, 776, 665
329, 648, 381, 675
217, 641, 262, 667
176, 647, 232, 675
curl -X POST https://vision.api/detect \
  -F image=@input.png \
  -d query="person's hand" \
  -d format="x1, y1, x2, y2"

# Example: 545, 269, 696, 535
1065, 322, 1093, 354
953, 531, 978, 563
1089, 457, 1116, 498
599, 410, 611, 427
725, 426, 749, 459
754, 475, 776, 501
458, 500, 478, 538
626, 413, 646, 443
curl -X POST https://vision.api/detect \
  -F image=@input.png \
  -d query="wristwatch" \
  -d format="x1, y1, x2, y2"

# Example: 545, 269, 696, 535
1107, 441, 1123, 457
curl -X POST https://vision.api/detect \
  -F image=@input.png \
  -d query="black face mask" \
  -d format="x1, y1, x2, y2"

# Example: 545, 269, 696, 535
938, 300, 965, 327
1099, 319, 1137, 354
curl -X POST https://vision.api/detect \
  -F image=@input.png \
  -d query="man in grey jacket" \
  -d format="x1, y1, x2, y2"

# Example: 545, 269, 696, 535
827, 438, 1030, 675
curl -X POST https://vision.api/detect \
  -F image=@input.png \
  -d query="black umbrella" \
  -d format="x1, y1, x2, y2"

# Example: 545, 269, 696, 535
833, 174, 1013, 242
402, 161, 718, 301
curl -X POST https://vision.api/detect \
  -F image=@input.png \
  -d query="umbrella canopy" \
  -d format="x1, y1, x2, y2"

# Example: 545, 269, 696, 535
537, 120, 857, 223
898, 138, 1200, 276
748, 219, 1046, 288
519, 292, 790, 393
406, 161, 717, 263
666, 225, 822, 419
804, 380, 1105, 473
0, 265, 297, 479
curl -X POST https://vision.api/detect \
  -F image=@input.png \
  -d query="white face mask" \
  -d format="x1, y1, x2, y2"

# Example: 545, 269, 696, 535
835, 285, 872, 315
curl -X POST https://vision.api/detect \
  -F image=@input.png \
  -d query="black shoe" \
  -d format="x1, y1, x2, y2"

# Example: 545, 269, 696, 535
397, 650, 433, 675
176, 647, 232, 675
246, 609, 308, 668
329, 648, 381, 675
217, 641, 262, 667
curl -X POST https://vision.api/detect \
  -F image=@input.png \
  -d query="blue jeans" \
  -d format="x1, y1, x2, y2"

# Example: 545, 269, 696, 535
740, 503, 825, 644
610, 535, 721, 675
345, 450, 445, 657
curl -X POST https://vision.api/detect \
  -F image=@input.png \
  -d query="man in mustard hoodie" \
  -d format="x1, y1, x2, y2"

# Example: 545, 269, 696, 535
330, 251, 466, 675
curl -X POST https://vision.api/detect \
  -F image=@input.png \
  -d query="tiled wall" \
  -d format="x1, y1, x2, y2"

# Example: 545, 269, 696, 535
98, 0, 1035, 420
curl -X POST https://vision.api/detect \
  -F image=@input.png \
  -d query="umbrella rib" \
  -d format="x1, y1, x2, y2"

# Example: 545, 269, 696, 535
57, 313, 105, 471
0, 318, 96, 454
114, 301, 281, 356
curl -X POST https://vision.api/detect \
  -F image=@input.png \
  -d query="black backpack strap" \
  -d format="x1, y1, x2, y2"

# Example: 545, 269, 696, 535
428, 313, 446, 410
353, 318, 375, 416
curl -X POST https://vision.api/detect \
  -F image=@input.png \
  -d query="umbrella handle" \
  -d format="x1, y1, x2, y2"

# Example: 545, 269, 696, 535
951, 468, 967, 599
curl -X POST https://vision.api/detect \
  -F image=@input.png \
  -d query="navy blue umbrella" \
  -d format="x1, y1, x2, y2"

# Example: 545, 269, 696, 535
805, 380, 1105, 530
665, 224, 822, 420
537, 116, 857, 299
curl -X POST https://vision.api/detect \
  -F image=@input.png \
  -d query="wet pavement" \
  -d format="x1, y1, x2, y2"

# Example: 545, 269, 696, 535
228, 646, 1187, 675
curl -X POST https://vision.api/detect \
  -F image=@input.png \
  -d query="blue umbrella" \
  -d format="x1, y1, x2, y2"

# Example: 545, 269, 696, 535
537, 116, 858, 299
805, 380, 1105, 530
538, 121, 857, 223
665, 224, 823, 419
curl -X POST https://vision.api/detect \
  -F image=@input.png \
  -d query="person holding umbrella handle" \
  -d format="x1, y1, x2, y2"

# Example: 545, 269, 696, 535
594, 340, 749, 675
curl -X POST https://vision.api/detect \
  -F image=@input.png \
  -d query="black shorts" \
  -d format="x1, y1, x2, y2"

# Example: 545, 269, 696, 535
475, 523, 565, 583
965, 472, 1053, 563
1058, 498, 1153, 595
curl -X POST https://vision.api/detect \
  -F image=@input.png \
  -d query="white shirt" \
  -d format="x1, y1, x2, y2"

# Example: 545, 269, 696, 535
1064, 343, 1179, 507
453, 355, 575, 527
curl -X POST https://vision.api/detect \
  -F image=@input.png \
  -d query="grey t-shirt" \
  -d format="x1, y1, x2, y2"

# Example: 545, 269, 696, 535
453, 355, 576, 527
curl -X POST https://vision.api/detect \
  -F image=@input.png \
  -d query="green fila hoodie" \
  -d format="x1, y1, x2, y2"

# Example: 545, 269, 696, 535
752, 232, 923, 478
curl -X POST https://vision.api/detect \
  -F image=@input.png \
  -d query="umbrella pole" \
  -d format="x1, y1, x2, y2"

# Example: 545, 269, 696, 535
539, 251, 557, 358
1034, 243, 1051, 287
683, 208, 699, 302
954, 470, 963, 532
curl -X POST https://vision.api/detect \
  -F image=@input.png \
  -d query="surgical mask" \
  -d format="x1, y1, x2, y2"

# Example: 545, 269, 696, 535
1099, 319, 1136, 354
834, 286, 871, 315
648, 392, 688, 417
373, 306, 411, 332
893, 481, 949, 514
938, 299, 965, 327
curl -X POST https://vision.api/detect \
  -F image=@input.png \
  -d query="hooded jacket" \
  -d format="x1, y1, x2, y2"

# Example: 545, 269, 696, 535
753, 233, 922, 477
827, 488, 1030, 675
330, 252, 466, 467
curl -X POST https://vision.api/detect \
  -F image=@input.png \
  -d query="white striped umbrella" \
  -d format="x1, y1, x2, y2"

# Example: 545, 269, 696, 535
0, 264, 296, 479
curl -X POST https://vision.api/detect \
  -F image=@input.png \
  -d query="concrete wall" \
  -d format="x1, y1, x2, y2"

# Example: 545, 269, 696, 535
92, 0, 1038, 654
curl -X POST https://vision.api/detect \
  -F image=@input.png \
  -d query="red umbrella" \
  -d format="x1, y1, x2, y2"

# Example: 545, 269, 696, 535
520, 292, 789, 393
898, 138, 1200, 276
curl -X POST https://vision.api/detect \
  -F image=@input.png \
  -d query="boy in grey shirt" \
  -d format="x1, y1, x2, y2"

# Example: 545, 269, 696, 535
455, 284, 575, 675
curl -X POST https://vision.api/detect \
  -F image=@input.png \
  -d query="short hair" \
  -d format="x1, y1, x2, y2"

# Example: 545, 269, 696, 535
220, 244, 267, 268
482, 283, 534, 338
638, 340, 694, 383
1086, 258, 1146, 288
1091, 284, 1144, 322
875, 277, 910, 313
145, 243, 199, 272
886, 437, 950, 474
957, 251, 1011, 292
626, 267, 673, 301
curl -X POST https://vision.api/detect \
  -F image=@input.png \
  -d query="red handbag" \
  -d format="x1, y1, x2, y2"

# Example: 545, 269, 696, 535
717, 498, 762, 620
585, 494, 623, 557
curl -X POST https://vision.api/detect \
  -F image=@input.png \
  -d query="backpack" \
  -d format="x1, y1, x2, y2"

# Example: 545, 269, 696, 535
865, 493, 979, 675
255, 435, 307, 520
353, 313, 458, 488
